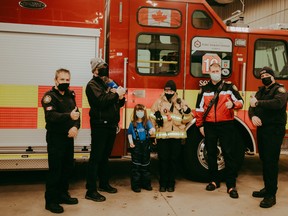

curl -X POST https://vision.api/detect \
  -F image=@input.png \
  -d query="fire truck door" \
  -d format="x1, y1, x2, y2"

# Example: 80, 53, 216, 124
126, 0, 188, 114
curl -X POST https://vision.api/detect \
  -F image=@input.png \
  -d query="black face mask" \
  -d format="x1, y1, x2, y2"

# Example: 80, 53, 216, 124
98, 68, 109, 77
165, 93, 174, 101
261, 77, 272, 86
57, 83, 69, 91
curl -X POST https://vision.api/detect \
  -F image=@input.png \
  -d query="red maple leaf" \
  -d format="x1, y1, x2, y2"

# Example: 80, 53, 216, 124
152, 10, 167, 23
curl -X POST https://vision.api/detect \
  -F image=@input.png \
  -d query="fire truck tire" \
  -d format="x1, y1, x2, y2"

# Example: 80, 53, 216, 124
183, 125, 214, 182
183, 122, 245, 182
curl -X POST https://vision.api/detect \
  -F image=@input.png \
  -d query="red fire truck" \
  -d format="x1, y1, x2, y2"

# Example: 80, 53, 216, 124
0, 0, 287, 181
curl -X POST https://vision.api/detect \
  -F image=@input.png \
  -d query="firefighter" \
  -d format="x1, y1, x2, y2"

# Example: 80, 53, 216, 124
249, 67, 287, 208
150, 80, 193, 192
85, 57, 126, 202
195, 63, 243, 199
42, 68, 80, 214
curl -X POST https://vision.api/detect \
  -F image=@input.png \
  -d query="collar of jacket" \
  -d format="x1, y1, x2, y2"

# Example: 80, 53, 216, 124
52, 86, 70, 96
92, 75, 108, 89
209, 79, 223, 87
258, 82, 277, 91
92, 75, 102, 81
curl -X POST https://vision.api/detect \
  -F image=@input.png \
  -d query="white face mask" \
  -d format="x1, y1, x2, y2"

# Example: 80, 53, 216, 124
136, 111, 144, 119
210, 73, 221, 82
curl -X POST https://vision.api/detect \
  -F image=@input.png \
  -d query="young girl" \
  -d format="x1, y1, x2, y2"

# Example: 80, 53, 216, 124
128, 104, 155, 192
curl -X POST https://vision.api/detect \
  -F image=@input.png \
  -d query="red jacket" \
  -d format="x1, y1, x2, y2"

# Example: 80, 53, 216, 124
195, 80, 243, 127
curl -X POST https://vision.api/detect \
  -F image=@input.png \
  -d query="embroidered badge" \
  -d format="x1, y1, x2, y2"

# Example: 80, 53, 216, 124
278, 87, 286, 93
43, 95, 52, 104
46, 106, 53, 111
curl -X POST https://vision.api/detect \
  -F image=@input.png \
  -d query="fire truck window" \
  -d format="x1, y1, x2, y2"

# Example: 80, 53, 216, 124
254, 40, 288, 79
192, 10, 212, 29
138, 7, 181, 28
137, 34, 180, 75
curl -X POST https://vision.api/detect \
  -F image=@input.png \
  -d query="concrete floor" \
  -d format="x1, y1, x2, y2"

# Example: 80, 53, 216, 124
0, 154, 287, 216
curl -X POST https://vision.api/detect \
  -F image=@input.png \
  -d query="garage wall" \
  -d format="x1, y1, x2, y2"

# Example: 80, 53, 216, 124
213, 0, 288, 28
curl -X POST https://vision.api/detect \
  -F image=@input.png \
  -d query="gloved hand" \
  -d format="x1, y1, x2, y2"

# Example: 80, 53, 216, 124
107, 79, 118, 89
177, 98, 189, 112
154, 111, 163, 127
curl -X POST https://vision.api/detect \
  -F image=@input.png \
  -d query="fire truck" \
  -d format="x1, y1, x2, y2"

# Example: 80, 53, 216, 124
0, 0, 287, 181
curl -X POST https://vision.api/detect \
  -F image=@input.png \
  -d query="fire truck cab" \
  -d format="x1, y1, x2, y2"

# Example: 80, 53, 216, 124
0, 0, 287, 181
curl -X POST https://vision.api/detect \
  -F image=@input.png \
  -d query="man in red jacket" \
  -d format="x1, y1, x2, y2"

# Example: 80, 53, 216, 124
195, 63, 243, 198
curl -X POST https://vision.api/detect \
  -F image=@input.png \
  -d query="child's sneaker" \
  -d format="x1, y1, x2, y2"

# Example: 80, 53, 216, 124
132, 187, 141, 193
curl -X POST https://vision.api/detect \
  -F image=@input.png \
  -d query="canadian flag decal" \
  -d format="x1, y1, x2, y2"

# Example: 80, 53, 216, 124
138, 8, 181, 27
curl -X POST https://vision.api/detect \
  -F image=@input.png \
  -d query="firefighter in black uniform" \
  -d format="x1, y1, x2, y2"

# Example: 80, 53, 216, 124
85, 57, 126, 202
42, 68, 80, 214
249, 67, 287, 208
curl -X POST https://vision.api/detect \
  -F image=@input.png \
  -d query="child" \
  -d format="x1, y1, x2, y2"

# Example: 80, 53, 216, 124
128, 104, 155, 192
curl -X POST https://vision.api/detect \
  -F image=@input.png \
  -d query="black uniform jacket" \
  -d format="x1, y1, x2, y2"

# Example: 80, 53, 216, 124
248, 83, 287, 126
85, 76, 125, 127
41, 86, 80, 134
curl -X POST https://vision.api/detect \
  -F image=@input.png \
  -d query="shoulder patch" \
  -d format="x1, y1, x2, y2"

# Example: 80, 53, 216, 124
43, 95, 52, 104
232, 85, 238, 91
278, 87, 286, 93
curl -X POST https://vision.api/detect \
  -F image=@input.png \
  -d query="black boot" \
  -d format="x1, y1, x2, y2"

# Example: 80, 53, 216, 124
85, 191, 106, 202
252, 188, 266, 198
59, 193, 78, 205
45, 203, 64, 214
98, 184, 118, 193
260, 196, 276, 208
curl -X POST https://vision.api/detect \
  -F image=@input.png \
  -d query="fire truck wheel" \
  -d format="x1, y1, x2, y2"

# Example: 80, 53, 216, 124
183, 123, 245, 182
183, 125, 218, 182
